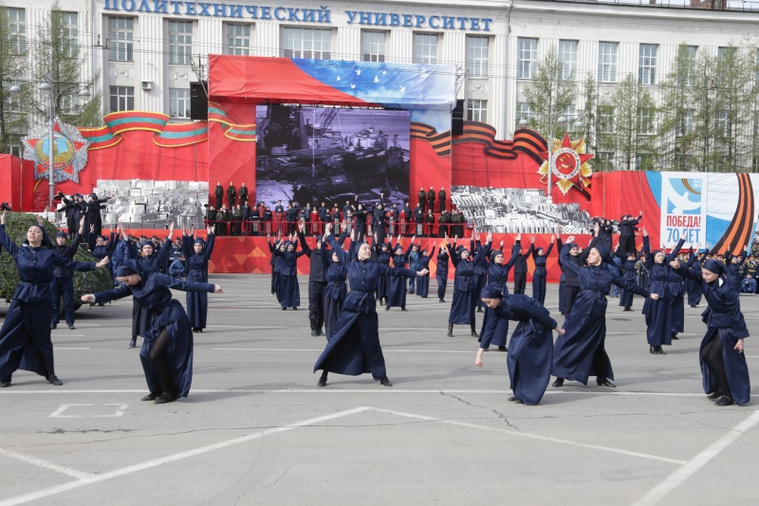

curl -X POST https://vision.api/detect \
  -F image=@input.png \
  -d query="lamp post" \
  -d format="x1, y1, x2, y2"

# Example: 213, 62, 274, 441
11, 81, 91, 210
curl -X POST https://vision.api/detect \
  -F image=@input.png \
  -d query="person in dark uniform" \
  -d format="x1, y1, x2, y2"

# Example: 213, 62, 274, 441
558, 235, 582, 316
477, 233, 519, 351
182, 225, 216, 333
641, 231, 685, 355
238, 182, 248, 207
314, 224, 428, 388
531, 235, 555, 304
417, 186, 427, 213
57, 193, 86, 236
512, 237, 534, 295
227, 182, 237, 208
426, 186, 436, 216
670, 257, 750, 406
273, 235, 305, 310
84, 192, 110, 242
618, 211, 643, 257
385, 236, 413, 311
127, 223, 175, 349
446, 235, 479, 337
436, 244, 450, 303
437, 187, 447, 213
214, 182, 223, 209
476, 284, 564, 405
0, 212, 108, 388
82, 259, 222, 404
552, 223, 658, 389
437, 208, 450, 238
298, 221, 331, 336
50, 218, 86, 330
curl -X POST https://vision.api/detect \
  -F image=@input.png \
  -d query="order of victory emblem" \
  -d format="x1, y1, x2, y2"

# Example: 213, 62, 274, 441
538, 134, 594, 196
22, 117, 90, 184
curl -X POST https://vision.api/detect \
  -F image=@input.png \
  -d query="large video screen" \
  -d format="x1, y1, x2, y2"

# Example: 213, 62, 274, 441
256, 105, 410, 208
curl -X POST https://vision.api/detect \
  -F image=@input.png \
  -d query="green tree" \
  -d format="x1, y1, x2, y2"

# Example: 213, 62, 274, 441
523, 47, 577, 141
658, 44, 698, 171
29, 2, 100, 128
578, 72, 598, 166
602, 74, 656, 171
0, 7, 29, 154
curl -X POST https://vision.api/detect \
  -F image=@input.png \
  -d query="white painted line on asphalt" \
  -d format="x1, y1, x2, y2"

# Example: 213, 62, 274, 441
0, 389, 727, 397
371, 407, 687, 465
51, 347, 91, 350
0, 447, 93, 480
209, 347, 473, 354
0, 406, 372, 506
631, 409, 759, 506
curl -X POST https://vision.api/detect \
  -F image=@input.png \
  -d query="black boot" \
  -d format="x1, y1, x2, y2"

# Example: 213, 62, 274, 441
471, 323, 478, 337
310, 320, 318, 337
316, 320, 323, 336
44, 359, 63, 386
447, 323, 454, 337
317, 370, 328, 387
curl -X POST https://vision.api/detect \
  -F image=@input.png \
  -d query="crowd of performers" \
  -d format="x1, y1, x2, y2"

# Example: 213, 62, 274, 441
0, 210, 221, 405
0, 206, 752, 409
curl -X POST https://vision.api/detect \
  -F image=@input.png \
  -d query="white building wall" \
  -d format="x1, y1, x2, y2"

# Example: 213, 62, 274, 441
3, 0, 759, 144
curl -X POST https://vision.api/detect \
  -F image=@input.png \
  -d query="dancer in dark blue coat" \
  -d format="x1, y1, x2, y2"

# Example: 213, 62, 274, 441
415, 242, 436, 298
323, 244, 348, 341
127, 223, 175, 348
182, 225, 216, 333
0, 212, 108, 387
531, 235, 555, 304
617, 246, 643, 311
477, 233, 519, 351
82, 259, 222, 403
436, 246, 450, 303
476, 284, 564, 405
374, 240, 392, 305
641, 232, 685, 354
685, 247, 705, 307
552, 223, 658, 388
670, 257, 750, 406
446, 234, 478, 337
385, 235, 414, 311
273, 235, 305, 310
314, 224, 428, 387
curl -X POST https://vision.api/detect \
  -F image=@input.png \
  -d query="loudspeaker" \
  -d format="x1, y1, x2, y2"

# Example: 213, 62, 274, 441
451, 99, 464, 136
190, 81, 208, 120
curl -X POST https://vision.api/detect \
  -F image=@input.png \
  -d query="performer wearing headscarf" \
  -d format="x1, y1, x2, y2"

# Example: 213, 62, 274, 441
373, 239, 392, 306
641, 231, 685, 354
552, 223, 659, 388
436, 245, 450, 303
477, 233, 519, 351
314, 224, 428, 387
82, 259, 222, 404
531, 235, 555, 304
446, 234, 479, 337
127, 223, 175, 349
385, 235, 413, 311
0, 212, 108, 387
50, 218, 86, 330
182, 225, 216, 333
685, 247, 705, 307
670, 257, 750, 406
415, 242, 436, 298
273, 234, 305, 310
617, 245, 644, 312
476, 284, 564, 405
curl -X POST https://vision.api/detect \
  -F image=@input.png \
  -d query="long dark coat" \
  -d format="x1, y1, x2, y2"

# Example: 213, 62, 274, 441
314, 236, 417, 380
130, 238, 173, 338
482, 295, 557, 405
93, 274, 215, 398
182, 233, 215, 329
0, 224, 95, 382
448, 242, 476, 325
673, 264, 750, 405
552, 243, 649, 384
531, 242, 554, 304
478, 243, 519, 348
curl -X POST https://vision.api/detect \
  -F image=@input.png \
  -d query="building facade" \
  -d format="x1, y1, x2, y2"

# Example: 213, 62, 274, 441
3, 0, 759, 169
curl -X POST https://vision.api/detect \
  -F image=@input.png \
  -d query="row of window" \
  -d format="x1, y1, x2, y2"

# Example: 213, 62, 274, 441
6, 8, 78, 57
107, 18, 493, 73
